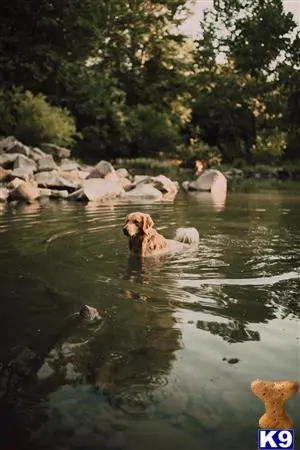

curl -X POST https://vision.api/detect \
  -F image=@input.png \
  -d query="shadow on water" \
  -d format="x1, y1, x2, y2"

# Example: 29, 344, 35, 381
0, 188, 299, 450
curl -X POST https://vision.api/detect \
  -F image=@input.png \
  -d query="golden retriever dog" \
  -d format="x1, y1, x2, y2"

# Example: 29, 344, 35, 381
122, 212, 199, 258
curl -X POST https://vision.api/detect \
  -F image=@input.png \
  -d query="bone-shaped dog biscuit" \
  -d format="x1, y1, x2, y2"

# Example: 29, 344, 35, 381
251, 379, 299, 429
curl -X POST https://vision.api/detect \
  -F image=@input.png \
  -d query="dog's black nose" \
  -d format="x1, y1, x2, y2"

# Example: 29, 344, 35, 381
123, 228, 129, 236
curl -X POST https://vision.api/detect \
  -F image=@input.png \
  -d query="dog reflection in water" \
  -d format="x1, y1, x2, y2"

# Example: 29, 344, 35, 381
123, 252, 167, 292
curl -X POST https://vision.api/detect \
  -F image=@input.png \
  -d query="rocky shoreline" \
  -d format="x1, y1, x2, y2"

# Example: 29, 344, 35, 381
0, 136, 180, 204
1, 136, 299, 206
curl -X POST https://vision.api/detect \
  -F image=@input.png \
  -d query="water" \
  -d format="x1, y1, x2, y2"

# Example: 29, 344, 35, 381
0, 188, 299, 450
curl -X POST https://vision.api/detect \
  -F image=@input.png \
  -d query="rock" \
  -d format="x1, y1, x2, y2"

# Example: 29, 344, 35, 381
79, 305, 102, 321
10, 182, 40, 203
124, 183, 163, 200
104, 171, 121, 182
0, 153, 19, 168
68, 188, 86, 201
34, 170, 77, 191
7, 178, 25, 190
0, 187, 9, 202
61, 170, 88, 182
13, 154, 37, 172
57, 171, 85, 189
150, 175, 179, 197
40, 143, 71, 159
37, 155, 58, 172
188, 169, 227, 195
128, 175, 178, 199
39, 188, 52, 197
76, 178, 125, 201
59, 159, 79, 171
0, 136, 30, 156
222, 357, 240, 364
28, 147, 46, 162
116, 168, 130, 179
11, 167, 34, 181
119, 178, 133, 190
86, 160, 115, 179
0, 136, 17, 152
50, 189, 69, 199
133, 175, 149, 184
0, 166, 10, 179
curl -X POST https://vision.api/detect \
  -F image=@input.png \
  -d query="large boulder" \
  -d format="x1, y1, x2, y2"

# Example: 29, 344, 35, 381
59, 159, 80, 172
0, 136, 30, 156
10, 181, 40, 203
86, 160, 115, 179
37, 155, 58, 172
28, 147, 47, 162
123, 183, 163, 200
69, 178, 124, 201
150, 174, 179, 197
40, 143, 71, 159
13, 154, 37, 172
6, 177, 25, 190
11, 167, 34, 181
104, 171, 120, 182
0, 136, 17, 152
118, 177, 133, 190
0, 187, 9, 202
34, 170, 78, 191
0, 153, 19, 168
62, 170, 89, 182
116, 168, 131, 179
50, 189, 69, 199
132, 175, 149, 185
39, 188, 52, 198
187, 169, 227, 195
129, 174, 179, 199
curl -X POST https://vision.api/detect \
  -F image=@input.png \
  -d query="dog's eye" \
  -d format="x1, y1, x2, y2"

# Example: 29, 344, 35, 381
134, 220, 140, 225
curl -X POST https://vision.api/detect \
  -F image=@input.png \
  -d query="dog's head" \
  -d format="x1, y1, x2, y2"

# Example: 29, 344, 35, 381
123, 212, 154, 237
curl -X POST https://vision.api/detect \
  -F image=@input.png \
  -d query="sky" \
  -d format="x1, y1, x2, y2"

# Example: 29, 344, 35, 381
181, 0, 300, 36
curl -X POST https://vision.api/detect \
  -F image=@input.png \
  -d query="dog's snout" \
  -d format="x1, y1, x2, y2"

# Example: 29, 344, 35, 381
123, 227, 129, 236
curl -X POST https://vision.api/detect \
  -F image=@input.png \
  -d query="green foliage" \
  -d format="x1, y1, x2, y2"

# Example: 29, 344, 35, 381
251, 128, 287, 163
191, 0, 299, 164
59, 66, 130, 160
174, 141, 221, 161
0, 88, 77, 146
114, 157, 180, 178
127, 104, 181, 157
0, 0, 299, 165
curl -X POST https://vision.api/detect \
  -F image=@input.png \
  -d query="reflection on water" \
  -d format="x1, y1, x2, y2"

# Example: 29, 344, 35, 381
187, 189, 227, 212
0, 189, 299, 450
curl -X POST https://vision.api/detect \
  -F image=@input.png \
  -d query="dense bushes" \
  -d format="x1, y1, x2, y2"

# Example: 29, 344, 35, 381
0, 88, 77, 147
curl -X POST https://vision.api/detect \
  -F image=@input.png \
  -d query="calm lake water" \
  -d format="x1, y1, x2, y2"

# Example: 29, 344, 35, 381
0, 187, 299, 450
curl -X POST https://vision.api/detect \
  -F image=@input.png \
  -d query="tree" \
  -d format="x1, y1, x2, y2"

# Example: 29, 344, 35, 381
189, 0, 299, 163
0, 0, 106, 94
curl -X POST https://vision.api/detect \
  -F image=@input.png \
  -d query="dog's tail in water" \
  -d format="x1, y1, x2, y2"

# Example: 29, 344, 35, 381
174, 227, 199, 245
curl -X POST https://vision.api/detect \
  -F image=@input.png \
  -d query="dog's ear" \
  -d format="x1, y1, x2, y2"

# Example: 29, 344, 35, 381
142, 214, 154, 235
